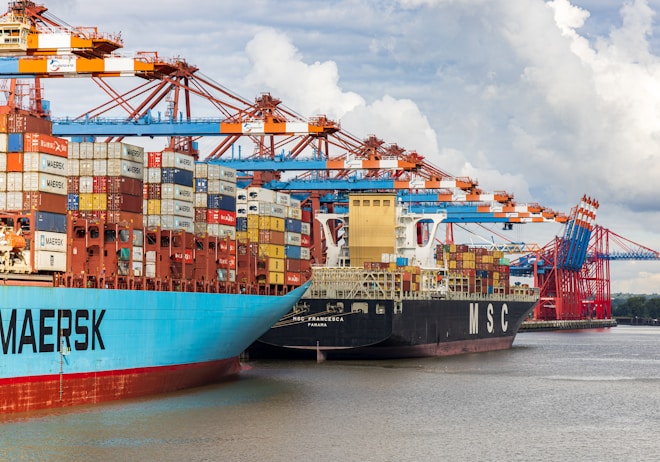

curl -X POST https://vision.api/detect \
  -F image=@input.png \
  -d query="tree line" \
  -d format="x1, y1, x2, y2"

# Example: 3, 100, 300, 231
612, 295, 660, 319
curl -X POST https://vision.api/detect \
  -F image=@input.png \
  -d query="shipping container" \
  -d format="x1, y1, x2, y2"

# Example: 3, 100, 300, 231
6, 152, 23, 172
33, 250, 67, 272
161, 184, 193, 201
207, 194, 236, 212
162, 151, 194, 171
23, 133, 68, 157
33, 231, 67, 252
161, 167, 193, 186
22, 172, 67, 195
22, 191, 66, 212
285, 245, 302, 260
7, 132, 24, 152
34, 211, 67, 233
206, 209, 236, 226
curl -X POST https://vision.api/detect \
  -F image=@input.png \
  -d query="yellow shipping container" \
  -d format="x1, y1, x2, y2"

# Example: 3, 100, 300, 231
247, 229, 259, 243
463, 252, 475, 261
79, 193, 94, 211
259, 216, 285, 232
147, 199, 161, 215
268, 271, 285, 285
268, 258, 285, 272
235, 231, 248, 241
247, 214, 260, 230
259, 243, 284, 259
92, 193, 107, 210
449, 260, 457, 269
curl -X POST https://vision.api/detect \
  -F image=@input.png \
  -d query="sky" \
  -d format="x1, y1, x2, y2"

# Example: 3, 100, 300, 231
23, 0, 660, 293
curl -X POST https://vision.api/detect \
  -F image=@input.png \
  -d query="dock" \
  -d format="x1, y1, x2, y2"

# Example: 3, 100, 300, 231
520, 319, 618, 331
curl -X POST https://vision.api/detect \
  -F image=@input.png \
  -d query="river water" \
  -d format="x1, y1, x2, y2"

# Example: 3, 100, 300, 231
1, 325, 659, 461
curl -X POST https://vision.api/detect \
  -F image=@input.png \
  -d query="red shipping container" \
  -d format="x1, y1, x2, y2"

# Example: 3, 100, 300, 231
7, 153, 23, 172
67, 176, 80, 193
147, 151, 162, 168
8, 113, 52, 134
23, 133, 68, 158
195, 207, 207, 222
208, 209, 236, 226
217, 239, 237, 255
301, 209, 312, 223
93, 176, 108, 193
286, 258, 302, 272
146, 183, 161, 199
258, 230, 285, 245
217, 255, 237, 269
286, 272, 302, 286
172, 249, 194, 263
107, 210, 142, 225
107, 177, 143, 196
22, 192, 67, 213
301, 234, 311, 247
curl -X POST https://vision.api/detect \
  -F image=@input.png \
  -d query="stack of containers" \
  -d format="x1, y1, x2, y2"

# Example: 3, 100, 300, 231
194, 162, 237, 239
437, 244, 511, 295
245, 186, 309, 286
143, 150, 194, 232
67, 141, 144, 224
0, 111, 69, 272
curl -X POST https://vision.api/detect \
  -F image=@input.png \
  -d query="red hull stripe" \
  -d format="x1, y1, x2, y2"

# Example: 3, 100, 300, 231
1, 357, 242, 414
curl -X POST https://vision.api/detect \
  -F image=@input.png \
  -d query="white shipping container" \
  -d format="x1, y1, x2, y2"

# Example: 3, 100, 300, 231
120, 160, 143, 180
6, 191, 22, 209
300, 247, 311, 261
132, 261, 143, 277
7, 172, 22, 191
0, 192, 5, 210
160, 214, 194, 233
122, 143, 144, 164
195, 162, 208, 178
236, 188, 247, 202
290, 197, 301, 208
0, 173, 6, 192
33, 231, 68, 252
0, 152, 6, 171
236, 205, 247, 217
79, 176, 93, 193
92, 159, 107, 176
207, 179, 221, 194
276, 191, 290, 206
23, 172, 67, 195
68, 141, 80, 159
133, 246, 144, 262
219, 166, 236, 182
301, 222, 311, 235
206, 164, 220, 180
145, 262, 156, 278
219, 180, 236, 196
161, 199, 194, 218
247, 200, 259, 214
146, 215, 161, 228
247, 186, 276, 202
93, 142, 108, 159
161, 184, 193, 201
162, 151, 194, 171
146, 167, 161, 184
79, 159, 94, 176
207, 224, 235, 239
194, 193, 207, 208
285, 232, 301, 245
0, 133, 7, 152
145, 250, 157, 263
23, 152, 67, 175
67, 159, 80, 176
287, 207, 302, 220
194, 222, 207, 235
79, 142, 95, 159
34, 250, 67, 272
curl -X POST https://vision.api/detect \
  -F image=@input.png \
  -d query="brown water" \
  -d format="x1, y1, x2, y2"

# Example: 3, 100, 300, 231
1, 326, 659, 461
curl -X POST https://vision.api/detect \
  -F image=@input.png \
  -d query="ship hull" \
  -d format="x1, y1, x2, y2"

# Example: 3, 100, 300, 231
0, 282, 310, 413
250, 297, 535, 360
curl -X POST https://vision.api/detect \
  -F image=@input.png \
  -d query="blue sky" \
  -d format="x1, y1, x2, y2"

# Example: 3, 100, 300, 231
31, 0, 660, 293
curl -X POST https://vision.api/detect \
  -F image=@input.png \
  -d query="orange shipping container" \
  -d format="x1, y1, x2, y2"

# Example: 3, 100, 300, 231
23, 133, 68, 158
6, 153, 23, 172
22, 192, 67, 213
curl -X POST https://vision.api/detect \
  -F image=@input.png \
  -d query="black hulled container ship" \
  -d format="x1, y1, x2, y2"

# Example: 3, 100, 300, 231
249, 193, 538, 360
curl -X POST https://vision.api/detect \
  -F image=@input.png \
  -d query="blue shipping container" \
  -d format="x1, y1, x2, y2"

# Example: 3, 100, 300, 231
161, 168, 193, 186
207, 194, 236, 212
35, 211, 67, 233
236, 217, 248, 232
195, 178, 208, 193
8, 133, 23, 153
285, 245, 302, 260
285, 218, 302, 233
67, 194, 79, 211
396, 257, 409, 267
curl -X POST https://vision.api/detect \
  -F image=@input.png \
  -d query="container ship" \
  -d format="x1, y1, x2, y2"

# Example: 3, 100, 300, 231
249, 192, 538, 360
0, 109, 313, 413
